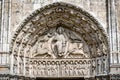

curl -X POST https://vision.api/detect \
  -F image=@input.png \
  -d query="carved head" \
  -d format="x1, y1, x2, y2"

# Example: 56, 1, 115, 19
56, 27, 64, 34
47, 32, 53, 38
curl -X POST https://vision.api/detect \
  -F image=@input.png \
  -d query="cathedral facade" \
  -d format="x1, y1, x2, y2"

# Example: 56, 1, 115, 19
0, 0, 120, 80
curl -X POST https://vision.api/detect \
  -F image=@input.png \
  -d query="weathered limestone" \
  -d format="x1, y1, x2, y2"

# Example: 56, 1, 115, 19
0, 0, 10, 52
9, 2, 109, 80
107, 0, 120, 78
0, 0, 120, 80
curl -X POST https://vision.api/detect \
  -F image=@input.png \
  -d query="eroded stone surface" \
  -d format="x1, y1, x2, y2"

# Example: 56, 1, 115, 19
0, 0, 120, 80
9, 2, 109, 78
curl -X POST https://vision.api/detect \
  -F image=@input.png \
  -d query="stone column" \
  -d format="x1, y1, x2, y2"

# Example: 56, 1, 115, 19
107, 0, 119, 63
0, 0, 11, 52
107, 0, 120, 74
0, 0, 11, 77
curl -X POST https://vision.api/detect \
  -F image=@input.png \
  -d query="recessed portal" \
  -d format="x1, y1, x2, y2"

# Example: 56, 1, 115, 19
36, 77, 85, 80
10, 2, 109, 80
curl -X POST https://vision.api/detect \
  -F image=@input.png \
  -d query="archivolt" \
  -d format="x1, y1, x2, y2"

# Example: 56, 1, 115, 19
10, 2, 109, 58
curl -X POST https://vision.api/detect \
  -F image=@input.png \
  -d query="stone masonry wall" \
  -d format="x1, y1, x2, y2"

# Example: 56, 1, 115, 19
0, 0, 107, 52
11, 0, 107, 33
0, 0, 120, 77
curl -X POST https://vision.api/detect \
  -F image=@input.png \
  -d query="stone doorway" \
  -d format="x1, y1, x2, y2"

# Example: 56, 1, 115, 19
10, 2, 109, 80
36, 77, 85, 80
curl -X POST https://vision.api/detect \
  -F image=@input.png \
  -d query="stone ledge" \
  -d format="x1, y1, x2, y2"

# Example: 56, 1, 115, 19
110, 64, 120, 67
0, 52, 9, 54
0, 64, 10, 68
